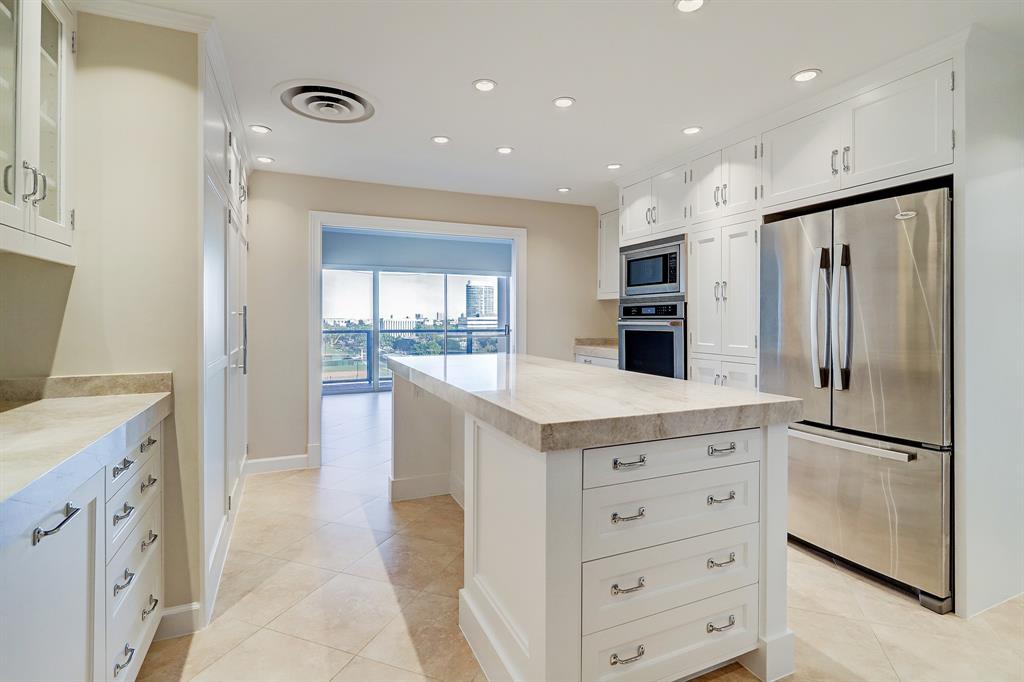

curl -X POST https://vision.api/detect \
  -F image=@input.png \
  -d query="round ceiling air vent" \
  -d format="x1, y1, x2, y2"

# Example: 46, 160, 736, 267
275, 79, 375, 124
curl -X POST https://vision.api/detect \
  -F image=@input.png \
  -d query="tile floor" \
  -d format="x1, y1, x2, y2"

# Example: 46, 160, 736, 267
140, 392, 1024, 682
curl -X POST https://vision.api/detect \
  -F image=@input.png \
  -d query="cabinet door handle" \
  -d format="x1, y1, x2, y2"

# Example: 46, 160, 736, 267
611, 506, 646, 524
652, 206, 658, 223
707, 552, 737, 569
612, 454, 646, 470
31, 172, 47, 206
3, 163, 12, 196
113, 568, 136, 596
610, 576, 646, 595
842, 145, 851, 172
32, 502, 81, 546
113, 502, 136, 526
721, 183, 728, 205
831, 149, 839, 175
714, 281, 720, 301
140, 436, 158, 453
714, 373, 721, 385
21, 161, 38, 202
610, 644, 645, 666
714, 185, 720, 206
706, 614, 737, 633
141, 595, 160, 621
140, 475, 158, 493
707, 490, 737, 505
141, 530, 159, 552
112, 457, 135, 479
721, 280, 727, 300
113, 643, 136, 677
707, 442, 737, 457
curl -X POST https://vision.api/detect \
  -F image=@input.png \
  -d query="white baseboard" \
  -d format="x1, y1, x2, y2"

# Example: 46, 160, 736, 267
460, 590, 514, 682
449, 472, 465, 508
390, 471, 451, 501
242, 453, 309, 476
155, 602, 203, 641
739, 631, 796, 682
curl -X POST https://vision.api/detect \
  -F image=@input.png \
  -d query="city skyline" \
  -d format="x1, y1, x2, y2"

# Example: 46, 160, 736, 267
323, 269, 500, 323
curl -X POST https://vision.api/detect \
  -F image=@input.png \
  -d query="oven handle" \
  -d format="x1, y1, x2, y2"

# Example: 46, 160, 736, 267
617, 319, 684, 327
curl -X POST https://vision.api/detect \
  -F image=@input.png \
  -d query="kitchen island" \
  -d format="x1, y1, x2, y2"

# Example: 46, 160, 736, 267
387, 353, 801, 682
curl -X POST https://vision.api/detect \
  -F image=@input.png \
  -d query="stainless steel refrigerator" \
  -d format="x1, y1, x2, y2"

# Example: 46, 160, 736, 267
760, 185, 952, 612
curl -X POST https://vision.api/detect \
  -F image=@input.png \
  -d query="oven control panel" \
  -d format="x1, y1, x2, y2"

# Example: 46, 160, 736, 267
621, 302, 682, 318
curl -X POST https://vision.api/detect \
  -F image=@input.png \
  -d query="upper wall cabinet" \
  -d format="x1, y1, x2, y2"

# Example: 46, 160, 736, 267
763, 61, 953, 207
597, 209, 619, 300
619, 164, 691, 244
0, 0, 76, 264
689, 138, 759, 225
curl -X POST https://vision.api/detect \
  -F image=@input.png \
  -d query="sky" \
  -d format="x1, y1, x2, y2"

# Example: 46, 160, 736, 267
323, 270, 498, 321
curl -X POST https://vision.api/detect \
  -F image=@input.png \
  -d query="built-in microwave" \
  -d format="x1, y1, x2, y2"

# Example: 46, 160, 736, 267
620, 236, 685, 299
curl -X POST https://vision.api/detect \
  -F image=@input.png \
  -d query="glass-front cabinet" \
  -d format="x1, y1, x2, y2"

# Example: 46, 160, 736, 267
0, 0, 74, 261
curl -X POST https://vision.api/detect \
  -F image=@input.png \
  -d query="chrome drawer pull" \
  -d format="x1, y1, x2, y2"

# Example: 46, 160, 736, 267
140, 436, 157, 453
140, 474, 159, 492
113, 502, 135, 525
611, 576, 646, 596
611, 506, 646, 524
141, 594, 159, 621
707, 614, 736, 633
612, 455, 647, 470
610, 644, 645, 666
141, 530, 159, 552
707, 490, 736, 506
707, 442, 737, 457
32, 503, 80, 546
113, 568, 136, 596
113, 643, 136, 677
112, 457, 135, 479
707, 552, 737, 569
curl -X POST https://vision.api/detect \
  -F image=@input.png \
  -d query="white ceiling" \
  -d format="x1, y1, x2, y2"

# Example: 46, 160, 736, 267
137, 0, 1023, 209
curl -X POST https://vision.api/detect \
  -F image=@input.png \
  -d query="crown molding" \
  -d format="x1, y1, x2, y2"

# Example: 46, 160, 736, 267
71, 0, 213, 33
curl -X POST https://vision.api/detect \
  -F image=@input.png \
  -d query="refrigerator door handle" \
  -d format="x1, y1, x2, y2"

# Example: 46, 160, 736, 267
809, 247, 831, 388
831, 243, 851, 390
790, 429, 918, 463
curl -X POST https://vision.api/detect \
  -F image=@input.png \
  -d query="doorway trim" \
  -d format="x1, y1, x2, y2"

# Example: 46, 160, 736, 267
307, 211, 528, 467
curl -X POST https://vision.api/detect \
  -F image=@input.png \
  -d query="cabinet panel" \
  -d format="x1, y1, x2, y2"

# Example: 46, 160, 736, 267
691, 150, 722, 223
721, 221, 758, 358
652, 164, 688, 233
689, 356, 721, 386
620, 179, 652, 243
688, 228, 722, 354
0, 0, 24, 231
722, 138, 758, 216
761, 105, 844, 206
843, 61, 953, 188
721, 361, 758, 391
203, 60, 228, 187
598, 210, 619, 299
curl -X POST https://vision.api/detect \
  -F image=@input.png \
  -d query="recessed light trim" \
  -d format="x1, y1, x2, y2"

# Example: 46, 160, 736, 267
682, 126, 703, 135
557, 187, 571, 193
432, 136, 451, 144
674, 0, 704, 12
473, 79, 497, 92
255, 156, 275, 164
249, 124, 272, 135
792, 68, 822, 83
553, 96, 575, 108
606, 163, 622, 170
496, 146, 514, 155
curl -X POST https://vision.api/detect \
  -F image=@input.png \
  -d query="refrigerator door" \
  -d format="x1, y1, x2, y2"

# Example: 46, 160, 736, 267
788, 426, 950, 598
832, 188, 951, 446
759, 210, 832, 425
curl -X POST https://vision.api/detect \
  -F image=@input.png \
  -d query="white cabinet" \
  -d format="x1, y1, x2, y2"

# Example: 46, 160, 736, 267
652, 164, 689, 233
0, 0, 76, 263
689, 355, 722, 385
691, 150, 722, 223
689, 356, 758, 390
576, 353, 618, 368
619, 179, 652, 242
597, 210, 619, 299
0, 469, 105, 682
722, 138, 759, 216
761, 105, 845, 206
687, 220, 758, 359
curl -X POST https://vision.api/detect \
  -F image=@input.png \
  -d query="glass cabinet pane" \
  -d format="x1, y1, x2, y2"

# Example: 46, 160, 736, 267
0, 0, 17, 207
38, 0, 59, 222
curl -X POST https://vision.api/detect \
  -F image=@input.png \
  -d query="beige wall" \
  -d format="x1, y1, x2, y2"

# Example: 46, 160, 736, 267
247, 171, 617, 460
0, 15, 201, 607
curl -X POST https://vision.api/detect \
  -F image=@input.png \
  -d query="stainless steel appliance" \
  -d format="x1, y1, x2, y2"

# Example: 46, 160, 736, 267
760, 184, 953, 612
620, 237, 684, 299
618, 297, 686, 378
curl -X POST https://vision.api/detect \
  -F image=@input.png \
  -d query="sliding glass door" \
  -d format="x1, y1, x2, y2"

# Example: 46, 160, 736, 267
322, 269, 373, 390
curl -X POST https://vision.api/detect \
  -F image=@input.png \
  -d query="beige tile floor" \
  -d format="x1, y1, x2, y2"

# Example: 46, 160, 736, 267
140, 392, 1024, 682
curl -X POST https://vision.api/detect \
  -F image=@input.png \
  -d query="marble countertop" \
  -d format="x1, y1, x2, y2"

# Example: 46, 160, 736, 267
387, 353, 802, 451
572, 337, 618, 360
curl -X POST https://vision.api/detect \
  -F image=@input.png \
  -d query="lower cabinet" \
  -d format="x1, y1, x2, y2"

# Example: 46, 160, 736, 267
576, 353, 618, 369
690, 355, 759, 390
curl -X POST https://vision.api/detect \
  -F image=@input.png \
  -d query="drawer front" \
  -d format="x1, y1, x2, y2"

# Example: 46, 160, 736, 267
106, 502, 161, 615
583, 463, 759, 561
577, 354, 619, 368
582, 524, 759, 634
582, 585, 758, 682
107, 559, 162, 682
584, 429, 761, 489
107, 424, 162, 501
106, 452, 162, 558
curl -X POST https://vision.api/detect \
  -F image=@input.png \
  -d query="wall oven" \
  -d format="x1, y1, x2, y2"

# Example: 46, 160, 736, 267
621, 236, 684, 299
617, 298, 686, 379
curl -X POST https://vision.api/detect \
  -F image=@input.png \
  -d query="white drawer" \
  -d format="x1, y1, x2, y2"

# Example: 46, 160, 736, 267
581, 585, 758, 682
582, 462, 759, 561
107, 559, 161, 681
106, 424, 161, 501
106, 452, 161, 557
584, 429, 761, 489
576, 354, 618, 368
583, 524, 759, 634
106, 502, 161, 616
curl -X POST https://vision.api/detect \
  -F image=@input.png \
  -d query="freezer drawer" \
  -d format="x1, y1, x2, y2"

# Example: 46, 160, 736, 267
787, 428, 950, 598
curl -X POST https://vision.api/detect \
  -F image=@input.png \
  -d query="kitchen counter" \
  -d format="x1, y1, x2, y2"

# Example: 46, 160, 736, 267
572, 337, 618, 361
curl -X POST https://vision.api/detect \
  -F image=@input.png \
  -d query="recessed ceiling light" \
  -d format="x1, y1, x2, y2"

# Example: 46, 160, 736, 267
249, 124, 272, 134
674, 0, 704, 12
682, 126, 703, 135
553, 96, 575, 108
431, 136, 450, 144
496, 146, 514, 155
606, 163, 622, 170
557, 187, 571, 193
473, 79, 496, 92
255, 156, 275, 164
792, 68, 822, 83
